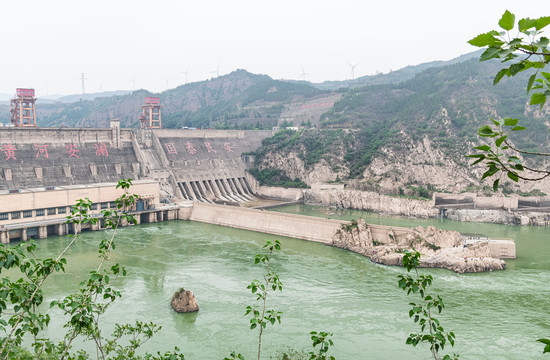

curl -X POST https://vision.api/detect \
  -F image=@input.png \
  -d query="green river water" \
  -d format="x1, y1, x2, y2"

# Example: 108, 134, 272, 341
31, 204, 550, 359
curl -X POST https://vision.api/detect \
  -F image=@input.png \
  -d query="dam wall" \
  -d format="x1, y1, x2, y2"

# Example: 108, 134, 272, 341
136, 129, 272, 203
189, 202, 340, 243
0, 127, 140, 190
0, 127, 273, 205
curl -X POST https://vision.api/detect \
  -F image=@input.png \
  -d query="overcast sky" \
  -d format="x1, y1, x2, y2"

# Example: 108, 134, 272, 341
1, 1, 548, 96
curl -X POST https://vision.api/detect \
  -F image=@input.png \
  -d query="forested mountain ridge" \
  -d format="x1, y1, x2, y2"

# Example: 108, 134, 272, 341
311, 49, 484, 90
0, 70, 326, 129
249, 58, 550, 196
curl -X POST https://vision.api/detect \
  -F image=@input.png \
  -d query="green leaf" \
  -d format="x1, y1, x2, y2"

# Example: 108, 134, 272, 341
480, 46, 501, 61
503, 118, 518, 126
474, 145, 491, 151
530, 92, 547, 106
509, 63, 525, 76
507, 172, 519, 182
498, 10, 515, 31
493, 179, 500, 192
511, 126, 526, 131
481, 166, 499, 180
518, 17, 537, 32
478, 125, 495, 137
495, 135, 507, 147
535, 16, 550, 30
535, 37, 550, 49
527, 74, 536, 93
493, 68, 508, 85
508, 156, 521, 164
468, 31, 504, 48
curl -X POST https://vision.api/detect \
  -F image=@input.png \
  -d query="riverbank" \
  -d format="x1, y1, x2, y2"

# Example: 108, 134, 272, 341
267, 187, 550, 226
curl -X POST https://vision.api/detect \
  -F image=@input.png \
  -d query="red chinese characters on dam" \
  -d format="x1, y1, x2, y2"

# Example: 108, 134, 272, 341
163, 142, 234, 156
0, 142, 110, 160
2, 144, 17, 160
165, 143, 178, 154
34, 144, 49, 158
204, 142, 217, 154
66, 144, 80, 158
94, 143, 109, 157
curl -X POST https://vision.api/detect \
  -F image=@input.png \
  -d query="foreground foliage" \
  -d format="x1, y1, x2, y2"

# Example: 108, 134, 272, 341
398, 250, 458, 360
0, 179, 184, 359
467, 10, 550, 190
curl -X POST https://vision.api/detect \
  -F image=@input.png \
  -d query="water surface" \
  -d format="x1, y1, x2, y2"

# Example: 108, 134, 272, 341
29, 205, 550, 359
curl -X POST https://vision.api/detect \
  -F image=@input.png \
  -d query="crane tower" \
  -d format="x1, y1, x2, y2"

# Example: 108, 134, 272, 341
139, 97, 162, 129
10, 88, 37, 127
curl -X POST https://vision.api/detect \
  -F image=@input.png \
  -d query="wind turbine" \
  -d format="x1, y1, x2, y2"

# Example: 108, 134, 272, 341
81, 73, 87, 95
299, 66, 310, 81
210, 63, 220, 78
347, 61, 360, 79
181, 67, 190, 84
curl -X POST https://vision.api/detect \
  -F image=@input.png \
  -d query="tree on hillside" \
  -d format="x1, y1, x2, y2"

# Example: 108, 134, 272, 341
467, 10, 550, 191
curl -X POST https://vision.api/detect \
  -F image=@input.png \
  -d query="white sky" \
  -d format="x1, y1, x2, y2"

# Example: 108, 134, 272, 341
1, 0, 548, 96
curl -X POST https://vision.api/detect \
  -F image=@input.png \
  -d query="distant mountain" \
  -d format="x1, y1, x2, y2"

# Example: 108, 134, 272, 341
312, 49, 484, 90
34, 70, 326, 129
0, 93, 12, 102
38, 90, 133, 104
247, 56, 550, 195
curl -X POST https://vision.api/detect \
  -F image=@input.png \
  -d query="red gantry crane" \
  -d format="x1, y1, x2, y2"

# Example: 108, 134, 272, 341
10, 88, 37, 127
139, 97, 162, 129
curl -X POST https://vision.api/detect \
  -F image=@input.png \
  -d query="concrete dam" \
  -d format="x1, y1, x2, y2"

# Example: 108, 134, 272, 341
0, 124, 272, 204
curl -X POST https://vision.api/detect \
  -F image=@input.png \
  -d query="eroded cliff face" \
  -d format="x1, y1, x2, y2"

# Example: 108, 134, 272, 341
304, 189, 438, 218
255, 132, 550, 196
332, 220, 506, 273
365, 136, 482, 193
260, 147, 348, 185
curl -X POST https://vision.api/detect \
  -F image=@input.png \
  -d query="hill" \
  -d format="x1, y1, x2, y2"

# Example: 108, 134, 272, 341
248, 58, 550, 196
8, 70, 327, 129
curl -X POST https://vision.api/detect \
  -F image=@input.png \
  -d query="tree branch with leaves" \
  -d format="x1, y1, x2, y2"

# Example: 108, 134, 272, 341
467, 10, 550, 190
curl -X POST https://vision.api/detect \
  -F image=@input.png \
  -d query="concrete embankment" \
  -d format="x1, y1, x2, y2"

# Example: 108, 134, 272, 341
187, 202, 341, 244
183, 202, 515, 273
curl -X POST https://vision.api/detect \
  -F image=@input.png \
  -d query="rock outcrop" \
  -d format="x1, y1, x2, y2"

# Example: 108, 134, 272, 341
305, 189, 439, 218
171, 288, 199, 313
332, 219, 506, 273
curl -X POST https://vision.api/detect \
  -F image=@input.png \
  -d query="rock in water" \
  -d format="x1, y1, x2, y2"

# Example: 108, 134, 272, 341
171, 288, 199, 313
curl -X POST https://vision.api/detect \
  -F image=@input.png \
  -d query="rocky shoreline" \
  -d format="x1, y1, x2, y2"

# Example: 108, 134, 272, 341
332, 219, 507, 273
304, 188, 550, 226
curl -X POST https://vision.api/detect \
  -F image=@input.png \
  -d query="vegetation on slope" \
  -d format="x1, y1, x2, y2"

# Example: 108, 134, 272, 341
34, 70, 324, 129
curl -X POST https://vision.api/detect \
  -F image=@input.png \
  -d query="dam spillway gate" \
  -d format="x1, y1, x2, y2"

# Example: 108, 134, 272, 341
177, 177, 256, 204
